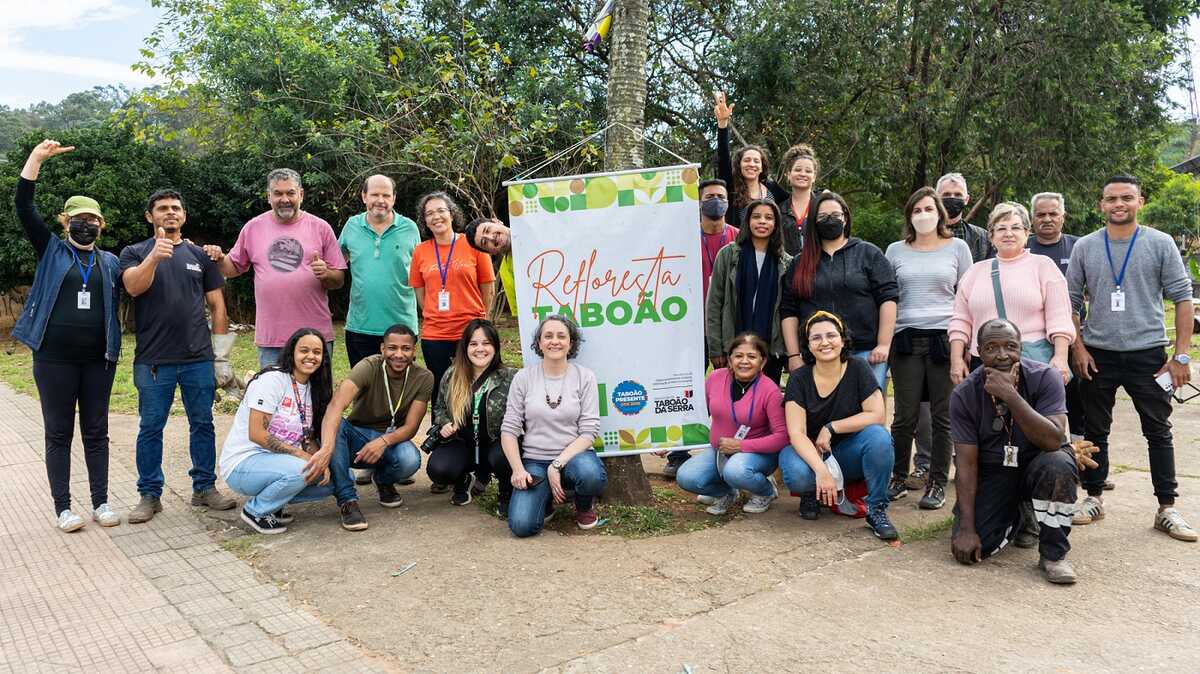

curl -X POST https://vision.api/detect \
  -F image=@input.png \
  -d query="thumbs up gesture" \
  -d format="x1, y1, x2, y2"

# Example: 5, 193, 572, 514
151, 227, 174, 261
310, 249, 329, 280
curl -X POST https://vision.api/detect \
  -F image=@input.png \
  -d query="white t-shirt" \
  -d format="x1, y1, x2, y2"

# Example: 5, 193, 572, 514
219, 371, 312, 480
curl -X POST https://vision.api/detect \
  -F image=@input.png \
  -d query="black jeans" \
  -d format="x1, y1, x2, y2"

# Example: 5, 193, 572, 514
889, 338, 954, 487
1064, 374, 1087, 438
33, 359, 116, 513
953, 449, 1078, 562
1080, 346, 1176, 504
345, 330, 383, 368
421, 339, 457, 411
427, 439, 512, 501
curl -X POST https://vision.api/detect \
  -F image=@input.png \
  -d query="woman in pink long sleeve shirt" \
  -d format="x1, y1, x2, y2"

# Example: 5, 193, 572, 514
949, 202, 1074, 385
676, 333, 788, 516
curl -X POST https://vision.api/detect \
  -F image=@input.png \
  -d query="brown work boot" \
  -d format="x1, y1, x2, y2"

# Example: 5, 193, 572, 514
127, 495, 162, 524
191, 488, 237, 510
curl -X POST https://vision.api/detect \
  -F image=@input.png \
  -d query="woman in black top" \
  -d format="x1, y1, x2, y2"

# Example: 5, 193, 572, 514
714, 92, 788, 229
779, 191, 898, 386
778, 311, 898, 540
776, 143, 823, 256
13, 140, 122, 532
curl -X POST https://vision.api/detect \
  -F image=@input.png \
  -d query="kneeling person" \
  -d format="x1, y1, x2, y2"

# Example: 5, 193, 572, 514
950, 319, 1081, 584
314, 324, 433, 531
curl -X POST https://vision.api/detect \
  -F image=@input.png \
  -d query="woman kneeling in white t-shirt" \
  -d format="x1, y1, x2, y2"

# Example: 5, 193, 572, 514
219, 328, 336, 534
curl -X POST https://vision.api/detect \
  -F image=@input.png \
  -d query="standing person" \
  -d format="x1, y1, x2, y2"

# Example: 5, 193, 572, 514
776, 144, 822, 255
501, 315, 607, 537
676, 333, 788, 515
778, 312, 898, 540
426, 320, 516, 509
779, 192, 898, 388
949, 202, 1075, 385
1067, 174, 1197, 541
219, 329, 335, 534
339, 174, 420, 367
302, 324, 431, 531
936, 172, 994, 263
202, 168, 346, 368
705, 198, 792, 384
120, 189, 237, 524
884, 187, 974, 508
713, 92, 788, 229
949, 319, 1083, 584
409, 192, 495, 412
14, 140, 122, 532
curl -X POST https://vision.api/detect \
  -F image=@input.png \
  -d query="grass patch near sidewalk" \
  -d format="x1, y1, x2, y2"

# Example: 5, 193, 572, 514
900, 515, 955, 543
220, 533, 265, 561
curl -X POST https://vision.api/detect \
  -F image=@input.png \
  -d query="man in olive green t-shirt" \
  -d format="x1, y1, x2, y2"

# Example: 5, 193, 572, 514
311, 324, 433, 531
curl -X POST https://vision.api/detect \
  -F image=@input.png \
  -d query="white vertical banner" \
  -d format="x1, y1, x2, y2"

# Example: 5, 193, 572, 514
505, 164, 711, 457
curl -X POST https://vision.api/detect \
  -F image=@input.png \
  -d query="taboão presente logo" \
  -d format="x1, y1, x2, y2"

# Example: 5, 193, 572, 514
611, 380, 648, 416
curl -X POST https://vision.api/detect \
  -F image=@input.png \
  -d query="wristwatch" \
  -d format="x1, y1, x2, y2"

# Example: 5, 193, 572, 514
1175, 354, 1192, 366
551, 460, 564, 471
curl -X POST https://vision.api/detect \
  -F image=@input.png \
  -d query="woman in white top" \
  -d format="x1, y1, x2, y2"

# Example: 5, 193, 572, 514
219, 328, 335, 534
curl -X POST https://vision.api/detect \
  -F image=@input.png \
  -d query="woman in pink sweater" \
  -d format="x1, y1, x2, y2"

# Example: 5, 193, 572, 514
949, 202, 1074, 385
676, 333, 788, 516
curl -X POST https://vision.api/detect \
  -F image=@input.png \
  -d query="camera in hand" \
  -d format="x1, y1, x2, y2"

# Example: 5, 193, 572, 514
420, 429, 449, 454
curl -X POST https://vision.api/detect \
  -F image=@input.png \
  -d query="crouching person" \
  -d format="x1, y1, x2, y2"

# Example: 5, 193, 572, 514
950, 319, 1082, 584
219, 329, 335, 534
501, 315, 607, 536
308, 324, 432, 531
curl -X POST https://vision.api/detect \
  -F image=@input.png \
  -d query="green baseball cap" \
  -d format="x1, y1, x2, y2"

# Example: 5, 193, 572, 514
64, 195, 103, 218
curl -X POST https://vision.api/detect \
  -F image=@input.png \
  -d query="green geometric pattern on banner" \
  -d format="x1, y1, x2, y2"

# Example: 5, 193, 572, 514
507, 166, 699, 218
594, 421, 710, 451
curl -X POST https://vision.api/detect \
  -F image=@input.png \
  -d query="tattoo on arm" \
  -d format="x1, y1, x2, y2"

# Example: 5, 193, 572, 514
265, 433, 300, 455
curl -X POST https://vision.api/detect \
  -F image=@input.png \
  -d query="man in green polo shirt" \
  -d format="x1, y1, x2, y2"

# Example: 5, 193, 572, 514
339, 174, 421, 366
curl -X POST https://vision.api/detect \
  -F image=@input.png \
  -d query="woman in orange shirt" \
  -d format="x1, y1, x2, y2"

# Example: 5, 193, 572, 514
409, 191, 496, 410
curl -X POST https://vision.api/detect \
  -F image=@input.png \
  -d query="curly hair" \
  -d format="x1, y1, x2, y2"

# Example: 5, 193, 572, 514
415, 191, 465, 238
530, 314, 583, 359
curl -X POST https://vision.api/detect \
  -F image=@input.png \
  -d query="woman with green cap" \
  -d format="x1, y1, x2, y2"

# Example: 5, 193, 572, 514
13, 139, 123, 532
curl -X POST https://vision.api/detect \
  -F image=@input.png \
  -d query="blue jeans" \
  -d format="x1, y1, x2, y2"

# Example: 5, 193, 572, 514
257, 341, 335, 369
852, 350, 889, 389
133, 361, 217, 498
676, 448, 780, 498
225, 452, 335, 518
508, 452, 608, 538
330, 420, 421, 506
779, 424, 895, 510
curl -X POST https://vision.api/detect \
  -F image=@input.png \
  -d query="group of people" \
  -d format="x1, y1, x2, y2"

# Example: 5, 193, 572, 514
13, 109, 1196, 584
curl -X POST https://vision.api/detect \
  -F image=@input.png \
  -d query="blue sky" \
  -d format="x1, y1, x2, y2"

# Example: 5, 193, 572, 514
2, 1, 1200, 119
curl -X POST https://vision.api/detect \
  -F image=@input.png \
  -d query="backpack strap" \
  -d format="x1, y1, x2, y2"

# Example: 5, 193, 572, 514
990, 257, 1007, 320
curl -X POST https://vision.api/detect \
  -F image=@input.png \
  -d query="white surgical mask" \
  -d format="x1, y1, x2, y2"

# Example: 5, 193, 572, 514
912, 212, 939, 234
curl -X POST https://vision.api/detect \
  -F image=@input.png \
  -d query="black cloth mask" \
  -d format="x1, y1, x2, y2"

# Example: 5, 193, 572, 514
815, 216, 844, 241
941, 197, 966, 218
701, 198, 729, 220
68, 220, 100, 246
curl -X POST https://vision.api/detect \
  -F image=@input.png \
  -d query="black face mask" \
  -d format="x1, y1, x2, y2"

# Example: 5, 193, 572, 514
941, 197, 966, 218
815, 215, 845, 241
68, 219, 100, 246
700, 198, 729, 220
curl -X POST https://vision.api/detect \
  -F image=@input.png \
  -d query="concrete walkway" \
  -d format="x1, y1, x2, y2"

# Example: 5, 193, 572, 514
0, 383, 388, 673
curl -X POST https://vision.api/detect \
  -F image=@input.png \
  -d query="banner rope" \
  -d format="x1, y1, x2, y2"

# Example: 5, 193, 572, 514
507, 122, 692, 184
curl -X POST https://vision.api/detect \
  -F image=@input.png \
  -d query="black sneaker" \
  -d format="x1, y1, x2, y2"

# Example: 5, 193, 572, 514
430, 482, 450, 494
377, 483, 404, 509
498, 499, 509, 519
798, 492, 821, 520
271, 509, 294, 525
866, 506, 899, 541
471, 475, 489, 497
887, 478, 908, 501
452, 474, 475, 507
662, 455, 687, 479
398, 478, 416, 486
918, 483, 946, 510
340, 501, 369, 531
242, 507, 287, 535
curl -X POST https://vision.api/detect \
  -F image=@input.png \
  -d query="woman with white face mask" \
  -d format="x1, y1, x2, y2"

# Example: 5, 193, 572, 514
884, 187, 973, 510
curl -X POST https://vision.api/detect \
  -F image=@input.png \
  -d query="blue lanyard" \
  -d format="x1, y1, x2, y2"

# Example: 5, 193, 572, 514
69, 248, 96, 289
1103, 226, 1139, 290
731, 374, 760, 428
434, 234, 457, 289
703, 229, 728, 270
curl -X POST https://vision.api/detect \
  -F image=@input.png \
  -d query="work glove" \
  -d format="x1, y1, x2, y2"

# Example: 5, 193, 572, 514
212, 333, 244, 400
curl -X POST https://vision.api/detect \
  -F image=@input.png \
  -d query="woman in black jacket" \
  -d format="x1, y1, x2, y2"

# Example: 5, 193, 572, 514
714, 92, 788, 229
776, 143, 823, 256
779, 192, 898, 387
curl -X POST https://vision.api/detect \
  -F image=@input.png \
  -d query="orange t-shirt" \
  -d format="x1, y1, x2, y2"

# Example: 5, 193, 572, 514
408, 234, 496, 340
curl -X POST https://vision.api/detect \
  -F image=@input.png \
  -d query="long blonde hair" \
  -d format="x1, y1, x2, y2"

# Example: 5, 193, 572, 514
446, 319, 503, 426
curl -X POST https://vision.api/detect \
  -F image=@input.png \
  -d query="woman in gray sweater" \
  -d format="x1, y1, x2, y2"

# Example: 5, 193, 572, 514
501, 314, 606, 536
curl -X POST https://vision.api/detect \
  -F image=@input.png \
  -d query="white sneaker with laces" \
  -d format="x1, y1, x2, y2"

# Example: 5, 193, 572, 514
92, 503, 120, 527
705, 490, 738, 516
742, 476, 779, 514
696, 495, 717, 505
1155, 507, 1199, 542
57, 510, 85, 533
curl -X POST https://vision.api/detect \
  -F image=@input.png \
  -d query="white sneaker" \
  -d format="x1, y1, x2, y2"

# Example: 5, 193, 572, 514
1155, 507, 1199, 542
57, 510, 85, 533
696, 494, 717, 506
742, 476, 779, 514
705, 490, 738, 515
92, 503, 120, 527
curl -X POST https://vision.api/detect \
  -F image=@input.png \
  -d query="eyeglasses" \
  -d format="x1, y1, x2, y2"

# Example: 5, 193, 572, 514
424, 208, 450, 218
808, 332, 841, 344
69, 217, 100, 227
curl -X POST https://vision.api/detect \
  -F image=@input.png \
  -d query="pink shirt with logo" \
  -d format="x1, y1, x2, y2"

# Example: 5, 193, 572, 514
227, 211, 347, 347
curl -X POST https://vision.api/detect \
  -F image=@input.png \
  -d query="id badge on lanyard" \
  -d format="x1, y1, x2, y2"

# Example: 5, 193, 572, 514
434, 235, 456, 313
1104, 227, 1138, 314
71, 249, 95, 310
1003, 445, 1019, 468
437, 289, 450, 312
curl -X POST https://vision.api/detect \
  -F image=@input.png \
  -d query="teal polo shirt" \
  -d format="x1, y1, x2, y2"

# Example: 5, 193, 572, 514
338, 212, 420, 336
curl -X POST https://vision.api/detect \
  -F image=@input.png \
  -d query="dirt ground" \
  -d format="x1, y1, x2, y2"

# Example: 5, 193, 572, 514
108, 394, 1200, 673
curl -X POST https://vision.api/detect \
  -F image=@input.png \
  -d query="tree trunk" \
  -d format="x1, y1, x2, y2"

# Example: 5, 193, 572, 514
601, 0, 653, 506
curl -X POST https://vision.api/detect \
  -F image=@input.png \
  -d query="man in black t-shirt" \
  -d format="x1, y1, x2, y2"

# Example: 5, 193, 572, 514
121, 189, 237, 523
949, 319, 1082, 584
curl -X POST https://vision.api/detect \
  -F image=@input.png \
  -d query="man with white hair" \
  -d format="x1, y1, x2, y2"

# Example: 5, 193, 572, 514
936, 172, 994, 263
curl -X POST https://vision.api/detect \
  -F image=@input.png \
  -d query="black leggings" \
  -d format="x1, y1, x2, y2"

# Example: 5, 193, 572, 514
426, 439, 511, 500
421, 339, 457, 410
33, 359, 116, 513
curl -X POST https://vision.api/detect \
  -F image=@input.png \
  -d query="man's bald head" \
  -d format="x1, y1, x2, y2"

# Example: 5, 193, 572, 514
977, 318, 1020, 345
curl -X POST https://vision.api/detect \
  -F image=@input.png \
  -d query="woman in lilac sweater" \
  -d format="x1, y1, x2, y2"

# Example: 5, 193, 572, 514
949, 202, 1074, 385
676, 333, 788, 515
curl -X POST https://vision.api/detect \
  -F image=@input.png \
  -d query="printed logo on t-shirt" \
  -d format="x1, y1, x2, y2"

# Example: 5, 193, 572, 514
268, 236, 304, 272
281, 395, 294, 409
186, 262, 202, 272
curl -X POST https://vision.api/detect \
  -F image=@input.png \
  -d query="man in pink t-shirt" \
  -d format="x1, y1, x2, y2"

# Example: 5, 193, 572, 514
204, 168, 347, 367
